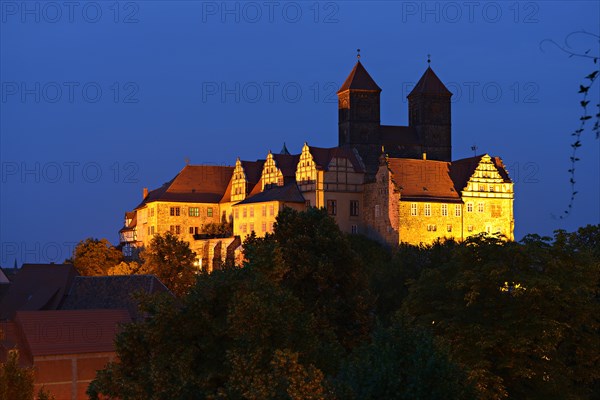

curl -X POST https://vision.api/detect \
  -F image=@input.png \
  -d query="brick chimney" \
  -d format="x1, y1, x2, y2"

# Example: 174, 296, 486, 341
143, 187, 148, 199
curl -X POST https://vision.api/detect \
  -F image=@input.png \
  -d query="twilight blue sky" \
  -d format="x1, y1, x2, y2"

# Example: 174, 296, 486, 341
1, 1, 599, 265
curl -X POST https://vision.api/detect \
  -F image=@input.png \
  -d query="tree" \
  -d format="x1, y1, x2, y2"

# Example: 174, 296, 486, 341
141, 232, 198, 297
249, 207, 375, 355
0, 351, 34, 400
402, 229, 600, 399
70, 238, 123, 276
335, 318, 475, 400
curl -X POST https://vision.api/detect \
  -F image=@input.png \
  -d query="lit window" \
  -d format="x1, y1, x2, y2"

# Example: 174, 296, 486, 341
189, 207, 199, 217
479, 185, 485, 191
467, 203, 473, 213
350, 200, 359, 217
151, 226, 155, 234
478, 203, 484, 213
249, 223, 254, 232
424, 203, 431, 216
455, 204, 461, 217
441, 204, 448, 216
411, 203, 417, 216
269, 204, 274, 216
250, 206, 254, 218
262, 222, 266, 232
235, 209, 239, 219
262, 205, 267, 217
327, 200, 337, 216
207, 207, 213, 217
243, 207, 247, 218
175, 225, 180, 234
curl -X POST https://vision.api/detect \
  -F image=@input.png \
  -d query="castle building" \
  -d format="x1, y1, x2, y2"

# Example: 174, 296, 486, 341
119, 58, 514, 270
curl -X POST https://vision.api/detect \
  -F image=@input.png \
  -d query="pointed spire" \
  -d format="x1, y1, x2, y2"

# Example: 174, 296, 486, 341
338, 55, 381, 93
408, 65, 451, 98
280, 142, 290, 155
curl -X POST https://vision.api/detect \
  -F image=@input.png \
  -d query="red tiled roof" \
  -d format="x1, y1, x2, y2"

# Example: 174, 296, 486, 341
308, 146, 365, 172
236, 183, 305, 205
136, 165, 234, 208
220, 175, 234, 203
387, 158, 460, 201
241, 160, 265, 185
60, 275, 172, 321
338, 61, 381, 93
408, 66, 452, 97
272, 154, 300, 178
0, 264, 78, 321
15, 309, 130, 356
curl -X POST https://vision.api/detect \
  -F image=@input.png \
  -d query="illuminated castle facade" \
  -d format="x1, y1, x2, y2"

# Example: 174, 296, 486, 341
119, 59, 514, 270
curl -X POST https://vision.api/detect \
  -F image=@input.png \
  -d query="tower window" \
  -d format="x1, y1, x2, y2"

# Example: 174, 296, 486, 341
467, 203, 473, 213
441, 204, 448, 216
411, 203, 418, 216
478, 203, 485, 213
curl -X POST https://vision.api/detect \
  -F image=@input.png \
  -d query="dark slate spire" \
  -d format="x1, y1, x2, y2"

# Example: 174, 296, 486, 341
337, 61, 381, 93
408, 66, 452, 97
280, 142, 290, 155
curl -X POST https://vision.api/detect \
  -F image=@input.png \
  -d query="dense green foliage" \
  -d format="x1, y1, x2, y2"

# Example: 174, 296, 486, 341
0, 351, 55, 400
88, 209, 600, 399
69, 237, 123, 276
140, 231, 198, 297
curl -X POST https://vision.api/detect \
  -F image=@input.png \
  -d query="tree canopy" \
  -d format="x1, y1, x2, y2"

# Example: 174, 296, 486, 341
88, 210, 600, 400
69, 237, 123, 276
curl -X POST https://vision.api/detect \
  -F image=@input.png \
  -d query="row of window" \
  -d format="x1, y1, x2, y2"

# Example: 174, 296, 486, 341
326, 200, 360, 217
239, 222, 273, 234
234, 204, 276, 220
410, 202, 498, 217
425, 225, 495, 233
412, 203, 462, 217
167, 207, 213, 217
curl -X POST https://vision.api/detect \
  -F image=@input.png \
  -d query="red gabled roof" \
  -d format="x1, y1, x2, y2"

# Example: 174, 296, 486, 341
15, 309, 130, 356
0, 264, 78, 321
308, 146, 365, 173
272, 154, 300, 178
136, 165, 234, 208
387, 158, 460, 201
408, 66, 452, 97
236, 183, 305, 205
241, 160, 265, 185
338, 61, 381, 93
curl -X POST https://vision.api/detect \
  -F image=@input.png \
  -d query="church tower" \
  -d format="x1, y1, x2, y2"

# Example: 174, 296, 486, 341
407, 65, 452, 161
337, 57, 382, 146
